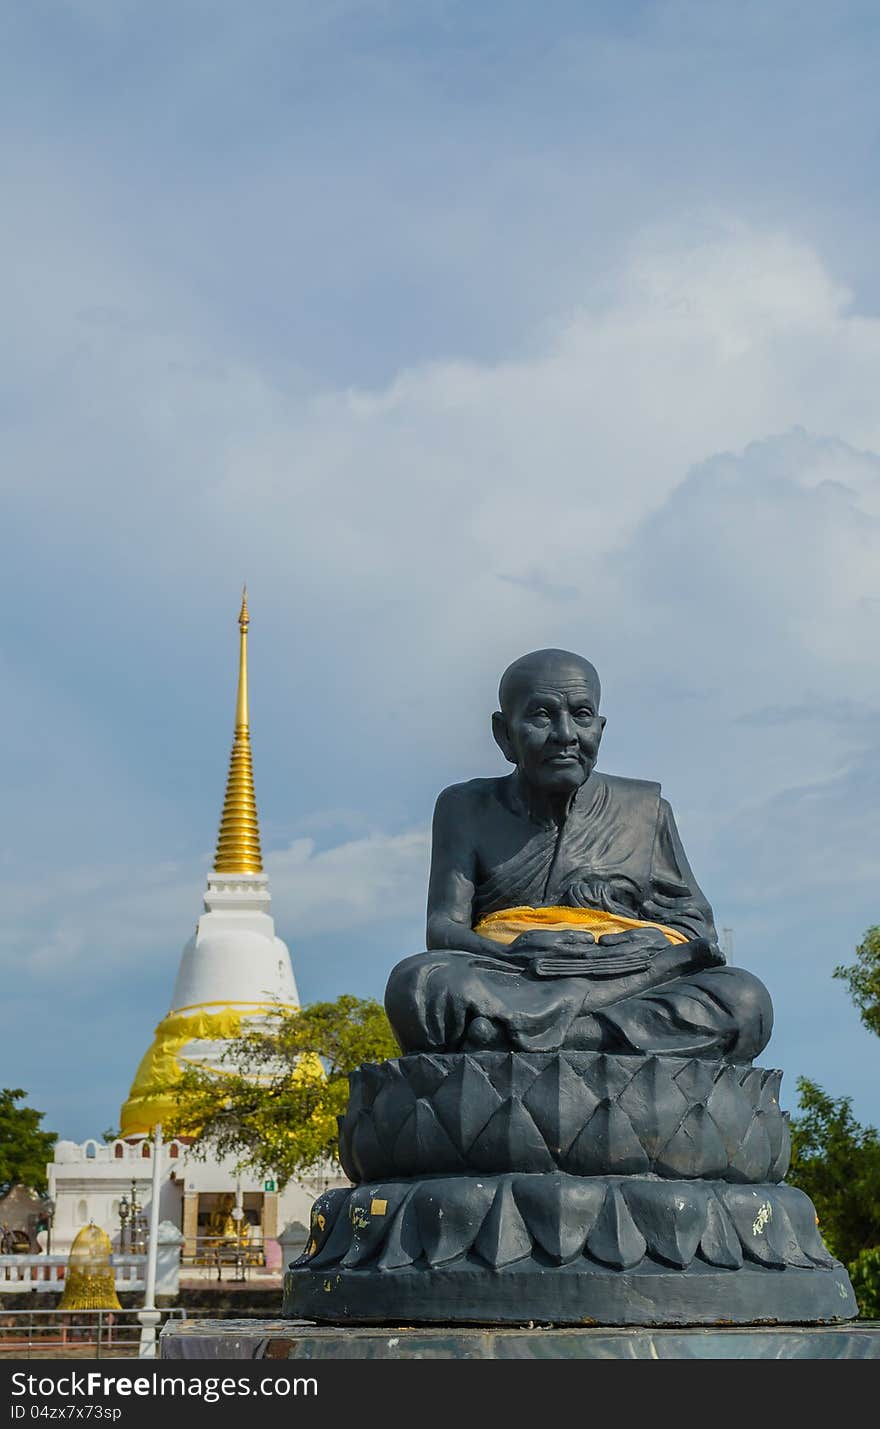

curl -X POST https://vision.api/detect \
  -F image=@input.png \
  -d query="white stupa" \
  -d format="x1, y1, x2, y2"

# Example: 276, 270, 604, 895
119, 590, 299, 1136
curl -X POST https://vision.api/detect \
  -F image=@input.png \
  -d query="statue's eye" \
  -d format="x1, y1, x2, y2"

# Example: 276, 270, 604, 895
575, 707, 594, 719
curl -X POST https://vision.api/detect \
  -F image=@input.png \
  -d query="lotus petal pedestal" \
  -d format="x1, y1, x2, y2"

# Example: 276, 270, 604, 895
283, 1053, 857, 1327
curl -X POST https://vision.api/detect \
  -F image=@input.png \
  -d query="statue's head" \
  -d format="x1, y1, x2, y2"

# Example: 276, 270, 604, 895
492, 649, 606, 796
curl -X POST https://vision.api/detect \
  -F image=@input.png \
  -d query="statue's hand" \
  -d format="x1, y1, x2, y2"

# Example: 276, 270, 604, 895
597, 928, 671, 954
598, 931, 725, 977
505, 928, 599, 976
507, 928, 661, 979
508, 928, 597, 955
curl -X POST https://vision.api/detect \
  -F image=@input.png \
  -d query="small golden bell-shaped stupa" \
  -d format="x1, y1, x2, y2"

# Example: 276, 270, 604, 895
58, 1223, 122, 1311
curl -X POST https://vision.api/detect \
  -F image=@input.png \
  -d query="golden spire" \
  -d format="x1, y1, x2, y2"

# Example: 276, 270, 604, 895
213, 587, 264, 874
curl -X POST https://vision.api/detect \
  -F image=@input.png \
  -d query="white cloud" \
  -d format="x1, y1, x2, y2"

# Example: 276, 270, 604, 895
0, 860, 202, 980
11, 216, 880, 738
0, 828, 430, 982
267, 829, 430, 938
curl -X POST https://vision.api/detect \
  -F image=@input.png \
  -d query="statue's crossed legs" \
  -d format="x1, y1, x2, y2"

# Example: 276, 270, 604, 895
386, 950, 773, 1062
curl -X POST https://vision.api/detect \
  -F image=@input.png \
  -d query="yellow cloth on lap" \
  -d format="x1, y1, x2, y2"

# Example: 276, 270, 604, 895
473, 905, 688, 948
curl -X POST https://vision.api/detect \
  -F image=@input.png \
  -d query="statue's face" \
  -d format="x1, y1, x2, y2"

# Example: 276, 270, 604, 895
493, 658, 605, 796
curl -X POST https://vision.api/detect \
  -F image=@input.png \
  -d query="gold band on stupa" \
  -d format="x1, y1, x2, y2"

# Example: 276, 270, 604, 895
213, 588, 263, 874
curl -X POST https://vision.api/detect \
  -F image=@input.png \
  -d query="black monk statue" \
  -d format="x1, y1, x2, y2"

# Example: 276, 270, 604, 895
285, 648, 857, 1329
386, 648, 772, 1063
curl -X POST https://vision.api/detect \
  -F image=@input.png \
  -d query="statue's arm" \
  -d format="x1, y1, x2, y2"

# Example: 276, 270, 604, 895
585, 798, 724, 997
643, 798, 722, 952
426, 787, 510, 957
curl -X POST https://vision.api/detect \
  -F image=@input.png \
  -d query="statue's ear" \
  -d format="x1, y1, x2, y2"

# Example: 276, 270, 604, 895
492, 710, 516, 763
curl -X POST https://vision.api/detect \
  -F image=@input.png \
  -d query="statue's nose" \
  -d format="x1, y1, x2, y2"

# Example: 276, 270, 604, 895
553, 710, 576, 743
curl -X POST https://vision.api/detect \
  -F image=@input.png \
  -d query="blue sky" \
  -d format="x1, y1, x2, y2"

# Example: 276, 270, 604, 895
2, 1, 880, 1140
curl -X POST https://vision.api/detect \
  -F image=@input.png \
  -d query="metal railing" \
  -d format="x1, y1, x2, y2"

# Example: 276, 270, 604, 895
0, 1307, 187, 1359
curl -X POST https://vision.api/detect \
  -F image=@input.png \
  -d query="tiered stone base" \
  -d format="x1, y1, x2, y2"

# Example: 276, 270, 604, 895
283, 1174, 856, 1326
285, 1052, 856, 1327
337, 1050, 791, 1183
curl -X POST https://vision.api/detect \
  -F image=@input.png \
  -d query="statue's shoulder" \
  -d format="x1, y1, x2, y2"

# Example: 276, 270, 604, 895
433, 777, 502, 817
593, 771, 662, 818
596, 771, 661, 796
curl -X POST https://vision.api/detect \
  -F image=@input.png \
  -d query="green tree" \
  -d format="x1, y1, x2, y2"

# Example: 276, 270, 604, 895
849, 1248, 880, 1320
787, 926, 880, 1317
164, 995, 398, 1189
786, 1078, 880, 1265
0, 1089, 57, 1194
834, 925, 880, 1039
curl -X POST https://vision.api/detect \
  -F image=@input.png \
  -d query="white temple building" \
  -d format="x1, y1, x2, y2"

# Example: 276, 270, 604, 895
48, 594, 341, 1265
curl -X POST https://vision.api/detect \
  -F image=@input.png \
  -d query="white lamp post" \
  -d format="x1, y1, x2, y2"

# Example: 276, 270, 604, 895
137, 1123, 163, 1358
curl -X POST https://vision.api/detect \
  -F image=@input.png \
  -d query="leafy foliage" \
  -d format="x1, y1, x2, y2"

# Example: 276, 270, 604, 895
834, 926, 880, 1039
788, 927, 880, 1317
849, 1247, 880, 1320
163, 996, 399, 1189
787, 1077, 880, 1268
0, 1089, 57, 1195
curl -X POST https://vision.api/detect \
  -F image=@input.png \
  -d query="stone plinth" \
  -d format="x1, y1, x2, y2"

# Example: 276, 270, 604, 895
160, 1318, 880, 1359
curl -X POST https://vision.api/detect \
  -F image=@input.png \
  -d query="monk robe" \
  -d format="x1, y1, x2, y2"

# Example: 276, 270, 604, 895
386, 773, 773, 1062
